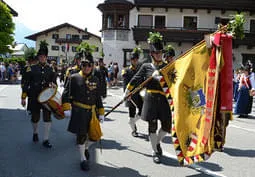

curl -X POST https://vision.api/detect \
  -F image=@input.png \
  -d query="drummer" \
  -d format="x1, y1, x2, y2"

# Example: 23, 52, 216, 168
21, 41, 57, 148
63, 52, 82, 87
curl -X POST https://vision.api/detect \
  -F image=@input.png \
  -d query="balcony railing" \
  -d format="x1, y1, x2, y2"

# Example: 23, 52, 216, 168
132, 26, 255, 47
55, 38, 82, 44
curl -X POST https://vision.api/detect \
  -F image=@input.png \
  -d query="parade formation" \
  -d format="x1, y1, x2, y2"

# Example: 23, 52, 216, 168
6, 11, 251, 176
19, 29, 231, 172
1, 0, 255, 176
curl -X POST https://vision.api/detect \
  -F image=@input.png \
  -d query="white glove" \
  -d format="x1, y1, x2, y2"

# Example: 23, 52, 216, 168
64, 110, 71, 118
152, 70, 161, 81
123, 89, 131, 100
99, 115, 105, 123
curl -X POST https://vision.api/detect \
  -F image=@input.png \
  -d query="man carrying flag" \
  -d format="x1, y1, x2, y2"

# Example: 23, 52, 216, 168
124, 32, 172, 164
160, 13, 245, 165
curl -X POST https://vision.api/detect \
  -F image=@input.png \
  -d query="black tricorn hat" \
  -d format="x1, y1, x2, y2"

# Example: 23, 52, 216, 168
81, 53, 94, 64
147, 32, 163, 52
164, 45, 175, 57
98, 57, 104, 62
37, 40, 48, 56
130, 52, 139, 60
149, 42, 163, 52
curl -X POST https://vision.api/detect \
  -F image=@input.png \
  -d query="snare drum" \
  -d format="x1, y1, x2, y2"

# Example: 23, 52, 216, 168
38, 87, 65, 120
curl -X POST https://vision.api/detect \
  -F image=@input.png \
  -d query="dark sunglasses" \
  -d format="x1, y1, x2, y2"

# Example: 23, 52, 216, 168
82, 63, 93, 67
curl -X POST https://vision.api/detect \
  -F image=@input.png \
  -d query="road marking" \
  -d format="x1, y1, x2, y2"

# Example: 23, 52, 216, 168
163, 151, 228, 177
229, 124, 255, 133
108, 90, 122, 98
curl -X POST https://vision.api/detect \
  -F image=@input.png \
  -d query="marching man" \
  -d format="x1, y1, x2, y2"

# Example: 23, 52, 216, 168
122, 47, 143, 137
124, 32, 172, 163
62, 51, 105, 171
21, 41, 56, 148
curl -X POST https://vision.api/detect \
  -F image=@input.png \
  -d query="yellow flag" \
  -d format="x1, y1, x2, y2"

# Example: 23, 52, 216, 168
161, 41, 215, 165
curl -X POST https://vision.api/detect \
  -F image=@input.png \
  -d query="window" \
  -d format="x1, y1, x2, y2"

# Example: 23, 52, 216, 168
138, 15, 153, 27
107, 14, 114, 28
183, 16, 197, 30
155, 16, 165, 29
118, 15, 125, 28
82, 34, 90, 40
72, 46, 77, 52
250, 20, 255, 33
61, 46, 66, 52
215, 17, 221, 24
52, 34, 59, 39
72, 35, 80, 40
51, 45, 59, 51
66, 34, 71, 39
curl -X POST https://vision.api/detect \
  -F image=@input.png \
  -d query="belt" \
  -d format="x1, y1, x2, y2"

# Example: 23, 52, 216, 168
73, 101, 96, 110
73, 101, 97, 121
146, 89, 165, 96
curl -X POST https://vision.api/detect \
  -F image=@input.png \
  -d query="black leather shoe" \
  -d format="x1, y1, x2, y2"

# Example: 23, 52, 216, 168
42, 140, 52, 148
131, 124, 138, 137
152, 152, 161, 164
80, 160, 90, 171
131, 131, 138, 137
156, 144, 163, 156
33, 133, 39, 142
85, 149, 90, 160
243, 114, 248, 118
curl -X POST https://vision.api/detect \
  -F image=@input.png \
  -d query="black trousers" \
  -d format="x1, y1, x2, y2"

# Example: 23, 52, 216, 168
76, 134, 87, 145
31, 107, 51, 123
148, 119, 171, 133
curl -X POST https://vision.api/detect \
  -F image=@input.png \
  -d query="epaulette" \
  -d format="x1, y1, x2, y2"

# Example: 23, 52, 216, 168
26, 66, 31, 72
121, 68, 127, 75
72, 65, 78, 70
129, 65, 136, 70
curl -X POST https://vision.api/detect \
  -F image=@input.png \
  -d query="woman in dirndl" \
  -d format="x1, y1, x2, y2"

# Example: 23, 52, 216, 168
234, 66, 253, 118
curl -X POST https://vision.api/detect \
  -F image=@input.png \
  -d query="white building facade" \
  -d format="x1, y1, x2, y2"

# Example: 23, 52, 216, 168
26, 23, 102, 64
98, 0, 255, 71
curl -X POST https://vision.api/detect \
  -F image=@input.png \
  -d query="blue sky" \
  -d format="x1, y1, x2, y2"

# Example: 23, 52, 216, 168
7, 0, 103, 47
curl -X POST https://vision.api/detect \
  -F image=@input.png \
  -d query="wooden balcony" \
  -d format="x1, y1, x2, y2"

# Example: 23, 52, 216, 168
55, 38, 82, 44
132, 26, 255, 47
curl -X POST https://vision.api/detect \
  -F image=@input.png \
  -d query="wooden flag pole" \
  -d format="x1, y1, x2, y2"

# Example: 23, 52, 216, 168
104, 76, 153, 117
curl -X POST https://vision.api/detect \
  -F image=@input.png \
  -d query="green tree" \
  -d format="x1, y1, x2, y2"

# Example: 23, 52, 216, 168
0, 1, 15, 54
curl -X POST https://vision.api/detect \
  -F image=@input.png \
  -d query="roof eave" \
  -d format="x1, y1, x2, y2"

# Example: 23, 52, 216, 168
25, 23, 101, 41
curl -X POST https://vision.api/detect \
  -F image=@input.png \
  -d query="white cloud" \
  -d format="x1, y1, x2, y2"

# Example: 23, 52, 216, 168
8, 0, 103, 36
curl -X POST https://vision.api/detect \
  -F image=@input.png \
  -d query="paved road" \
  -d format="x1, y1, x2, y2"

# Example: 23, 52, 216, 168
0, 83, 255, 177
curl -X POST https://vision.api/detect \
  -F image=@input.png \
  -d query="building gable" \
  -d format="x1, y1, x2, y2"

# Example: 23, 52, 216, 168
25, 23, 101, 41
